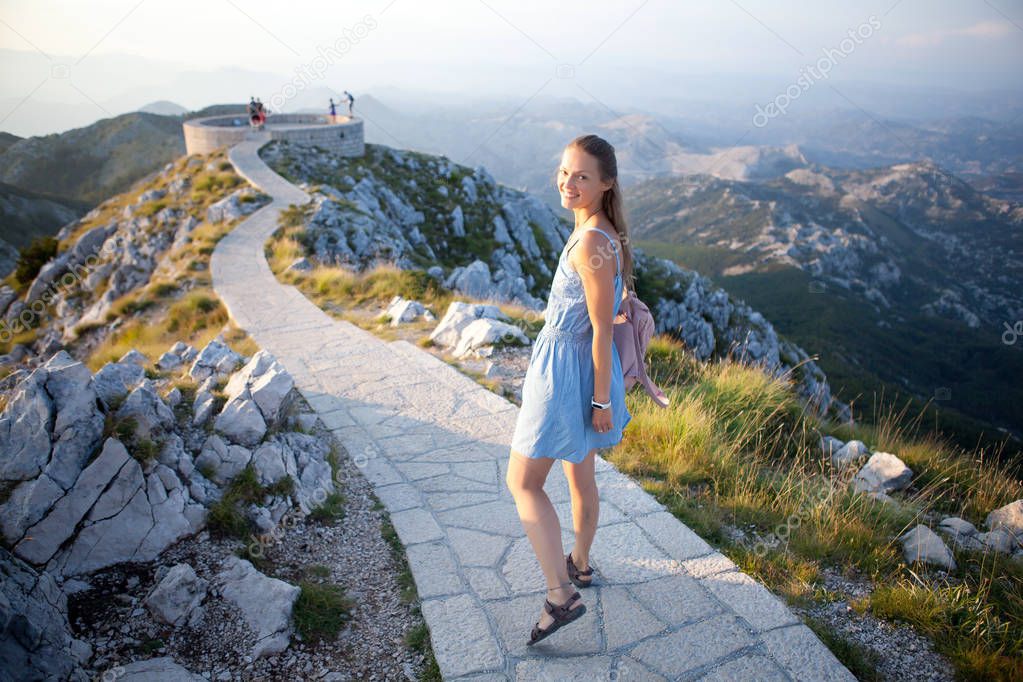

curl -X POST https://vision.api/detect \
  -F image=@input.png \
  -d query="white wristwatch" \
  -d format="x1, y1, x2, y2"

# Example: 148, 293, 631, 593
591, 397, 611, 410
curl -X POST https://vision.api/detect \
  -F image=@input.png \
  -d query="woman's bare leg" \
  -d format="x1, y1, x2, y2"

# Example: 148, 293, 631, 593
506, 449, 584, 630
562, 448, 598, 580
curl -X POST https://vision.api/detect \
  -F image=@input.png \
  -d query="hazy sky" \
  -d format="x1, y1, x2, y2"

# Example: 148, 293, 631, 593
1, 0, 1021, 137
2, 0, 1021, 89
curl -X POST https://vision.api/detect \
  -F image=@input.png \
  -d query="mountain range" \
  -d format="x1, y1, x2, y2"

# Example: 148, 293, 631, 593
628, 161, 1023, 455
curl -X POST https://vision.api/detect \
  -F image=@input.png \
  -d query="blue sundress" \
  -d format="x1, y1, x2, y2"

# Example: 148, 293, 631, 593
510, 227, 632, 464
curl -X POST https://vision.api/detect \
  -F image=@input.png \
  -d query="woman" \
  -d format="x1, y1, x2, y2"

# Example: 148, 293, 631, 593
505, 133, 635, 646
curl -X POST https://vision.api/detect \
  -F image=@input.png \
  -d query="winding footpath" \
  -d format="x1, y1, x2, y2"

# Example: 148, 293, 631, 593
210, 132, 854, 681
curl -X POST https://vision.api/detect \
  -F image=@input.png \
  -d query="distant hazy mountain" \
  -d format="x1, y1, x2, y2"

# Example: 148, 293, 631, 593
0, 102, 256, 213
139, 100, 188, 116
628, 161, 1023, 452
0, 111, 185, 206
0, 132, 21, 154
0, 182, 88, 277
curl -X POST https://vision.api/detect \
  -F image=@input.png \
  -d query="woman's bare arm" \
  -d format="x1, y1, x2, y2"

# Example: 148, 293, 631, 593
570, 231, 618, 403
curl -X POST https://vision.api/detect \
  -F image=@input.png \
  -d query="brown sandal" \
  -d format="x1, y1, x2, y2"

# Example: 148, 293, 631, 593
567, 552, 594, 588
526, 581, 586, 646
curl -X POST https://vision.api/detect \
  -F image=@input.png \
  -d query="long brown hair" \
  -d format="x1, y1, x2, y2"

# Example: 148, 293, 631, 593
563, 134, 636, 294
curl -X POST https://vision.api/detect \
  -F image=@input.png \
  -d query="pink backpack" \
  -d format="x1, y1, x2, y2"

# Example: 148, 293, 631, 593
613, 288, 669, 408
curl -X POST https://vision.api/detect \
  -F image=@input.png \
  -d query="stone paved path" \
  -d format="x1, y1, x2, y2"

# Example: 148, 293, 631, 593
210, 134, 855, 681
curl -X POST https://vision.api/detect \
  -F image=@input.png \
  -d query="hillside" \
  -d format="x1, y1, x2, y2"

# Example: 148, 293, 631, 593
0, 105, 245, 211
627, 162, 1023, 458
0, 182, 90, 277
0, 112, 185, 206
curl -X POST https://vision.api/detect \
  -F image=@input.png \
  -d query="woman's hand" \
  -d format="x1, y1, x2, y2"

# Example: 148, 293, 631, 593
592, 405, 613, 433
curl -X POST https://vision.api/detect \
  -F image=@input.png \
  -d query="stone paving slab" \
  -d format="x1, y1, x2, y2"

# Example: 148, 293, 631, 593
210, 137, 856, 680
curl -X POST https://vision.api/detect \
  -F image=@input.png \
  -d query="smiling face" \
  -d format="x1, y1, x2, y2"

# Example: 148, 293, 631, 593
558, 146, 612, 211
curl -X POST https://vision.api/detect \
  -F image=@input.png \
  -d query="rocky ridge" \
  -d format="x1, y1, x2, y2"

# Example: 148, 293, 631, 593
0, 153, 267, 369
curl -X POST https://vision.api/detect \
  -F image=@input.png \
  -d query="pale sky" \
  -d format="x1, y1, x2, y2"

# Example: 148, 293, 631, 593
1, 0, 1021, 137
1, 0, 1020, 89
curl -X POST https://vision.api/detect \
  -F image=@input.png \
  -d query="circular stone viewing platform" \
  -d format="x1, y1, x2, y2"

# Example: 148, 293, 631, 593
183, 113, 364, 156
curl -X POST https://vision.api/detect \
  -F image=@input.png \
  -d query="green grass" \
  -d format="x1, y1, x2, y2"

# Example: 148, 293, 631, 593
206, 465, 294, 539
101, 413, 161, 464
293, 580, 354, 642
308, 491, 346, 524
637, 239, 1023, 468
604, 333, 1023, 680
868, 567, 1023, 680
404, 621, 442, 681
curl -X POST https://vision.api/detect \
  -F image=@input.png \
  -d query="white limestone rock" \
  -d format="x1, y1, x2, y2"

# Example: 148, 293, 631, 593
115, 380, 176, 440
429, 300, 508, 349
195, 435, 253, 486
189, 339, 242, 382
47, 450, 199, 577
899, 524, 956, 571
452, 317, 530, 358
158, 351, 184, 371
12, 438, 131, 565
145, 563, 208, 627
93, 360, 146, 408
220, 350, 294, 427
119, 349, 149, 367
0, 351, 104, 494
206, 188, 261, 223
985, 500, 1023, 547
937, 516, 984, 551
215, 556, 300, 659
831, 439, 870, 468
0, 548, 92, 681
979, 529, 1017, 554
853, 452, 913, 494
117, 657, 205, 681
444, 259, 493, 300
384, 295, 434, 326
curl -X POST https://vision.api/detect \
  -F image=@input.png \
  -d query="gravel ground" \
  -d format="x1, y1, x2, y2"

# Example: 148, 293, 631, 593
69, 420, 434, 682
794, 568, 956, 682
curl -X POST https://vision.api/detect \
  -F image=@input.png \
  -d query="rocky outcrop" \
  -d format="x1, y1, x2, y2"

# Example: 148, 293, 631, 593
0, 341, 333, 580
0, 548, 91, 681
0, 337, 342, 676
213, 350, 295, 447
261, 142, 564, 312
0, 351, 105, 548
649, 256, 839, 417
0, 155, 269, 366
